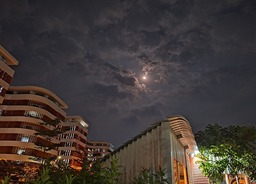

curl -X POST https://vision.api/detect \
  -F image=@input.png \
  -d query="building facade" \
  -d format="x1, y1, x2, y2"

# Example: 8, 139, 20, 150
86, 140, 113, 162
0, 86, 68, 163
0, 45, 19, 104
59, 115, 89, 170
104, 115, 209, 184
0, 45, 113, 171
0, 85, 112, 169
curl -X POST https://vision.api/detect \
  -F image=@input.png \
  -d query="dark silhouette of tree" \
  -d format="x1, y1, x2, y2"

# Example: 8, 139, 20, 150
130, 168, 169, 184
31, 119, 64, 164
26, 158, 121, 184
73, 158, 121, 184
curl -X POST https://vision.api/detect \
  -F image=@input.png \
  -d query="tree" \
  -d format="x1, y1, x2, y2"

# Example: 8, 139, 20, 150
73, 158, 121, 184
130, 168, 169, 184
26, 166, 77, 184
103, 158, 122, 184
0, 176, 10, 184
32, 119, 64, 164
195, 124, 256, 184
0, 119, 67, 183
0, 160, 37, 183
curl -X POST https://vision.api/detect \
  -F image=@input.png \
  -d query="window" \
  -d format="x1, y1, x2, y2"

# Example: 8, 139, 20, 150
25, 111, 43, 119
28, 101, 44, 108
65, 134, 74, 139
17, 149, 25, 155
63, 150, 71, 156
63, 159, 70, 164
70, 126, 76, 131
21, 136, 29, 142
65, 142, 73, 147
0, 55, 7, 63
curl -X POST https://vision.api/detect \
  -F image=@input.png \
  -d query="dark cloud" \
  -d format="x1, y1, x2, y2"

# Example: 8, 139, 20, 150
1, 0, 256, 147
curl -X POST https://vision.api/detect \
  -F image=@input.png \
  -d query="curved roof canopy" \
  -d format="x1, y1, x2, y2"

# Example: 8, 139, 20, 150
166, 116, 198, 154
110, 115, 198, 156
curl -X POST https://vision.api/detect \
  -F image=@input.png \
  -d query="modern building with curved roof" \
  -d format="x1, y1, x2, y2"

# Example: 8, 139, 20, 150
104, 115, 209, 184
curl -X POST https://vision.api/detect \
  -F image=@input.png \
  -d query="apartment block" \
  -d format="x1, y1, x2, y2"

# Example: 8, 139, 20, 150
59, 116, 89, 170
86, 140, 114, 162
0, 86, 68, 163
0, 45, 19, 104
0, 45, 113, 171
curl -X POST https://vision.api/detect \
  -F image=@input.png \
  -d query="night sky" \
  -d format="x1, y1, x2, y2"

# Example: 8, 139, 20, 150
1, 0, 256, 147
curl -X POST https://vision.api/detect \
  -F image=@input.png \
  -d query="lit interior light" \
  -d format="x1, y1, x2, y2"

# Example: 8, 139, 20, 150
191, 150, 200, 158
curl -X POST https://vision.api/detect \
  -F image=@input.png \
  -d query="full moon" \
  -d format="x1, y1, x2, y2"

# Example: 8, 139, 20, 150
142, 76, 147, 80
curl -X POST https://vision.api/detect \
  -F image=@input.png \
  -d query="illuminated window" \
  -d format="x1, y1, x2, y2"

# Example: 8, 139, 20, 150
65, 142, 73, 147
17, 149, 25, 155
66, 134, 74, 139
70, 126, 76, 131
25, 111, 42, 119
21, 136, 29, 142
62, 150, 72, 156
29, 111, 38, 117
63, 159, 70, 164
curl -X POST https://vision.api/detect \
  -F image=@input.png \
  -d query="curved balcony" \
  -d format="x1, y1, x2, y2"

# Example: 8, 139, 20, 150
7, 86, 67, 109
0, 154, 37, 163
4, 93, 66, 118
1, 105, 62, 121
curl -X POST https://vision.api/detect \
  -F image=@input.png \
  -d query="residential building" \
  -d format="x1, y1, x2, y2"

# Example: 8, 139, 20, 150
0, 45, 19, 104
0, 85, 113, 169
0, 45, 114, 171
59, 115, 89, 170
86, 140, 114, 162
58, 116, 113, 168
0, 86, 68, 163
104, 115, 209, 184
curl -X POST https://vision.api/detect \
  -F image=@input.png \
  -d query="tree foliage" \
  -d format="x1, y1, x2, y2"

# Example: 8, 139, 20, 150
195, 123, 256, 183
32, 119, 64, 163
0, 176, 10, 184
0, 160, 39, 183
24, 158, 121, 184
130, 168, 169, 184
73, 158, 121, 184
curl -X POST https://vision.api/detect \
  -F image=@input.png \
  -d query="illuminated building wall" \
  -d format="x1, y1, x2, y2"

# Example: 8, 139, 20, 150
58, 116, 114, 169
0, 44, 114, 169
86, 140, 113, 162
58, 116, 89, 170
104, 115, 208, 184
0, 86, 68, 163
0, 45, 19, 104
0, 84, 112, 169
